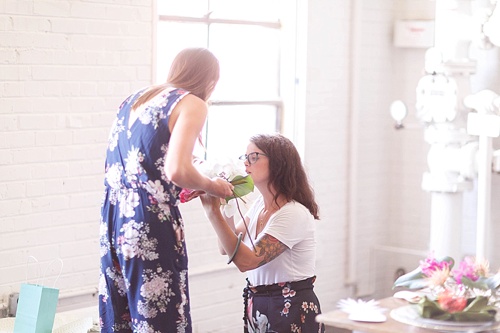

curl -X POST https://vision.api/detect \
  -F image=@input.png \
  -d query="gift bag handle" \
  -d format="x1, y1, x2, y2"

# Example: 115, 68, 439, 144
25, 256, 64, 288
25, 255, 40, 285
39, 258, 64, 288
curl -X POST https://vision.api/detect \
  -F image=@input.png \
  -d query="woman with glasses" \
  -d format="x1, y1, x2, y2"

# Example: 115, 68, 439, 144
99, 48, 234, 333
201, 133, 324, 333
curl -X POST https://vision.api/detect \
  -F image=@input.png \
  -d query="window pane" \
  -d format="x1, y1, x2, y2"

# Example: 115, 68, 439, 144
210, 24, 280, 101
157, 0, 209, 17
209, 0, 281, 22
156, 22, 208, 83
205, 105, 278, 160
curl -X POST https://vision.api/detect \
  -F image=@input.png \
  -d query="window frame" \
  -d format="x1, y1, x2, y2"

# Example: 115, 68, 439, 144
153, 1, 304, 155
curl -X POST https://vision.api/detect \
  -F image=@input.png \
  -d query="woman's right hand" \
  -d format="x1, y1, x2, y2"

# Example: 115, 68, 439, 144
207, 177, 234, 199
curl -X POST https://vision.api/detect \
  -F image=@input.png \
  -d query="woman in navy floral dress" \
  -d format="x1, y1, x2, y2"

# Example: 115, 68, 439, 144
99, 48, 234, 333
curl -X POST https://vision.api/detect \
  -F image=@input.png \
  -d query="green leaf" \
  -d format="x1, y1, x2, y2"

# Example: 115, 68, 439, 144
393, 256, 454, 290
417, 296, 497, 322
461, 276, 489, 290
484, 272, 500, 290
225, 175, 254, 202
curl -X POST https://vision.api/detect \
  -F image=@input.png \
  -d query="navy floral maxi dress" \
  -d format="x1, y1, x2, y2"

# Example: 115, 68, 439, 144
99, 87, 192, 333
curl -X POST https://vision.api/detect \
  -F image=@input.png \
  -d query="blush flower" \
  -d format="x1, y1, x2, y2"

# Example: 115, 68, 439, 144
437, 290, 467, 313
426, 266, 450, 288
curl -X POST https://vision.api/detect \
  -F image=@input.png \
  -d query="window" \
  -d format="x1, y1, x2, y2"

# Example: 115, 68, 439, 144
155, 0, 302, 160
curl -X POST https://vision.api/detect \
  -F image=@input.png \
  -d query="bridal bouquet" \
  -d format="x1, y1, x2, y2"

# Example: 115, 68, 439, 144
393, 254, 500, 322
179, 157, 255, 218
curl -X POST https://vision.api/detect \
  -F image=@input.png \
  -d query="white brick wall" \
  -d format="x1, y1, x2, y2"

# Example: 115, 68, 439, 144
0, 0, 153, 311
1, 0, 500, 332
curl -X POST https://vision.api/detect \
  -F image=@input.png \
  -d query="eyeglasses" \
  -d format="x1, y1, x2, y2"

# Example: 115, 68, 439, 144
239, 152, 267, 165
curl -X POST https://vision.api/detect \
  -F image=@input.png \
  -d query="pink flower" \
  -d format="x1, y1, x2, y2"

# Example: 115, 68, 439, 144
453, 256, 479, 284
420, 255, 450, 277
179, 188, 204, 203
179, 188, 195, 203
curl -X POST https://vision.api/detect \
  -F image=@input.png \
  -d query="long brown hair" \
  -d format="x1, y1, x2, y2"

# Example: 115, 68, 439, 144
133, 47, 220, 109
250, 133, 320, 219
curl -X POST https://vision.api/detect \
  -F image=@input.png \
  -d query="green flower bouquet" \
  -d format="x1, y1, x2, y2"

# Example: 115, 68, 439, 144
393, 254, 500, 322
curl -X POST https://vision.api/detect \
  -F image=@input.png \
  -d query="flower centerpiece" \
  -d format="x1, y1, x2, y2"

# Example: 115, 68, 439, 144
393, 254, 500, 322
179, 157, 255, 218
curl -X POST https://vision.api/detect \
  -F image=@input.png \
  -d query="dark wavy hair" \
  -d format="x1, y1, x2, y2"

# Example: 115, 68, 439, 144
133, 47, 219, 109
250, 133, 319, 220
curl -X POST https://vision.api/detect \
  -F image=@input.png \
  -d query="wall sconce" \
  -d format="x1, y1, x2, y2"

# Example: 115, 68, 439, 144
390, 100, 408, 129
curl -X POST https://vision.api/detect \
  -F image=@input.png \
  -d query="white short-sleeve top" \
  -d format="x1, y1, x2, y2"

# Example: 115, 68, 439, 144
242, 196, 317, 286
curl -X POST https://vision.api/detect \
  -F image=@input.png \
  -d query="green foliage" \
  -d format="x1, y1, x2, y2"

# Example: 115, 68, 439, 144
393, 256, 454, 290
418, 296, 497, 322
225, 175, 254, 202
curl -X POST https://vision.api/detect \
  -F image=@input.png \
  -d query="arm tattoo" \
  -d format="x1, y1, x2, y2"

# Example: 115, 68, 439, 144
255, 234, 287, 268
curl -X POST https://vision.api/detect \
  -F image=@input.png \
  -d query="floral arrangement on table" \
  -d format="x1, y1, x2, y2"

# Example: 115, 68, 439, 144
393, 254, 500, 322
179, 157, 255, 218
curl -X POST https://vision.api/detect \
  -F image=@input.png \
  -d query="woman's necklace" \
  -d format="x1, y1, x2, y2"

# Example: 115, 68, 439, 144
256, 207, 275, 235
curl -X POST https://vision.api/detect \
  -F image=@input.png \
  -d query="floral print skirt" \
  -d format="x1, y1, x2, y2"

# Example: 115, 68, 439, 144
99, 190, 191, 333
244, 276, 325, 333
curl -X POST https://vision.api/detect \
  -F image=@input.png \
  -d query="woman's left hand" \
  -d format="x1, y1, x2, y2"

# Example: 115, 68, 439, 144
199, 193, 224, 217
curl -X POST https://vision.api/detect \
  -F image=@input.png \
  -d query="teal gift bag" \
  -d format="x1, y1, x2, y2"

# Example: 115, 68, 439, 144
13, 257, 63, 333
13, 283, 59, 333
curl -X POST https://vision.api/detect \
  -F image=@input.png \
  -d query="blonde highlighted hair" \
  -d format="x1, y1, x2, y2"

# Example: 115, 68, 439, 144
133, 47, 220, 109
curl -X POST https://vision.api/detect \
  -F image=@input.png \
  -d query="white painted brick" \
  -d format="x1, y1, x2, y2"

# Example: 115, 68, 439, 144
5, 0, 34, 15
31, 65, 69, 81
80, 176, 102, 192
11, 147, 51, 163
104, 5, 146, 22
31, 195, 70, 214
64, 114, 92, 128
0, 199, 33, 218
73, 128, 105, 144
4, 82, 24, 96
0, 13, 11, 31
26, 180, 46, 197
0, 149, 13, 165
4, 131, 35, 148
30, 162, 69, 180
33, 0, 71, 17
69, 192, 101, 210
68, 160, 101, 177
0, 97, 33, 113
11, 15, 52, 32
18, 49, 54, 64
60, 81, 81, 96
0, 65, 30, 80
35, 130, 73, 147
22, 81, 45, 97
0, 49, 17, 64
50, 17, 88, 34
18, 114, 58, 130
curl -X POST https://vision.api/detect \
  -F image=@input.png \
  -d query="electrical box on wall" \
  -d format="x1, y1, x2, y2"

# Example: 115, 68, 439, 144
394, 20, 435, 48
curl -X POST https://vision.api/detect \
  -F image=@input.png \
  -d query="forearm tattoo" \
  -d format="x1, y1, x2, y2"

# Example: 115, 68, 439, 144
255, 234, 287, 268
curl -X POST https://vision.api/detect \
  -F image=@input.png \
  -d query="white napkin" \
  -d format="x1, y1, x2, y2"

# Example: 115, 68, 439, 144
337, 298, 387, 322
393, 290, 422, 303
